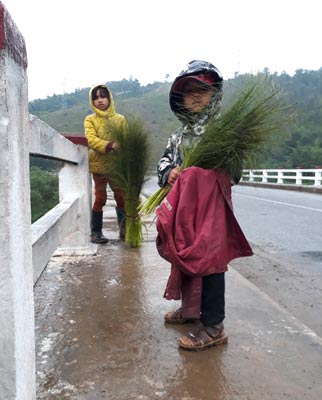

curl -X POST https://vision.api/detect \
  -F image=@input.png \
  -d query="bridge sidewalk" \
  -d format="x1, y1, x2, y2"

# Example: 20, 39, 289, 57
34, 200, 322, 400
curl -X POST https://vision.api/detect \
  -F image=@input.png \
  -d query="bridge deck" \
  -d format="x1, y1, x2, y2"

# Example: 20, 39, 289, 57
34, 199, 322, 400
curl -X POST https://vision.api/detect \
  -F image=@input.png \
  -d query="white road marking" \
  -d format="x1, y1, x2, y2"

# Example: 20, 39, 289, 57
234, 193, 322, 213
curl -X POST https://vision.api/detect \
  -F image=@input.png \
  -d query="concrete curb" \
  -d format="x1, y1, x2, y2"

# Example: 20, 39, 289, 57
239, 181, 322, 194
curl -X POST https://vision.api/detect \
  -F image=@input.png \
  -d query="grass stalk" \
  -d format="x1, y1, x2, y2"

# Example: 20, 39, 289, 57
110, 117, 150, 247
139, 76, 293, 218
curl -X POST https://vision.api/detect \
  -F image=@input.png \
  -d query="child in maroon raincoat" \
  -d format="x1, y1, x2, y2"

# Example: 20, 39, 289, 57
156, 60, 253, 351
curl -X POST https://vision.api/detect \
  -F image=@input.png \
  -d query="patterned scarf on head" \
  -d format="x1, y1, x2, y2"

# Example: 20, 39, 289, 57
178, 89, 223, 148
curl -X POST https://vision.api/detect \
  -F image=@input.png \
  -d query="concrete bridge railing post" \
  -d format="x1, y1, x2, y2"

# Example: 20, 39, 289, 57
0, 3, 36, 399
57, 153, 92, 253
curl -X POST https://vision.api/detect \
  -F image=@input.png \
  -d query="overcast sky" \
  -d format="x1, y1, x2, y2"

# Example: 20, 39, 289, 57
3, 0, 322, 101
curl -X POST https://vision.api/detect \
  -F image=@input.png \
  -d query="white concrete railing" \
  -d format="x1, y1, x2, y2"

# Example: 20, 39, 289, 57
30, 115, 94, 284
0, 4, 92, 399
242, 169, 322, 186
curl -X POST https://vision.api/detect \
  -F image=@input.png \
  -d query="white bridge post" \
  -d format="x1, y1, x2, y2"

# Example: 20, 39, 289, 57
0, 3, 36, 399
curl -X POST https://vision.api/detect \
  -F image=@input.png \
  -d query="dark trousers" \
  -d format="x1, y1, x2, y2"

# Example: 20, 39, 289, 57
201, 272, 225, 326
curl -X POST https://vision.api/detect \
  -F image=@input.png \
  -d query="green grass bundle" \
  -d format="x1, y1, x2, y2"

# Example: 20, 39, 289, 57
139, 76, 292, 217
110, 117, 150, 247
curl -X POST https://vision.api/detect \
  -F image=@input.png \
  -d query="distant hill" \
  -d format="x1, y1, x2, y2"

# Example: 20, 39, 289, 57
29, 69, 322, 169
29, 80, 179, 168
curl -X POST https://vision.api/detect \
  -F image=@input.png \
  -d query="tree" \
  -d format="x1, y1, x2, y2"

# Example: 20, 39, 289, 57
30, 166, 59, 222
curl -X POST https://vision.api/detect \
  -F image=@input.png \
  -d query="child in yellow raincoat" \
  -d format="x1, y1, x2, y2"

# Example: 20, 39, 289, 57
84, 84, 127, 243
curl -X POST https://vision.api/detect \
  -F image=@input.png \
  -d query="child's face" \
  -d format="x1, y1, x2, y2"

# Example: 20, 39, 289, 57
182, 82, 213, 113
93, 89, 109, 111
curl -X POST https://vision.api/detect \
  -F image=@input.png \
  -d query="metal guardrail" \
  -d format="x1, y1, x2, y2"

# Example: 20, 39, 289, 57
242, 169, 322, 186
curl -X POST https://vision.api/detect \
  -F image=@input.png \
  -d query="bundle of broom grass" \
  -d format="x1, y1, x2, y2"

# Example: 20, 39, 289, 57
138, 75, 293, 217
110, 117, 150, 247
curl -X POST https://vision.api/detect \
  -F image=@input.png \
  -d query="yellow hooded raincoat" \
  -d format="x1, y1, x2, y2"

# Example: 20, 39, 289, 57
84, 84, 127, 175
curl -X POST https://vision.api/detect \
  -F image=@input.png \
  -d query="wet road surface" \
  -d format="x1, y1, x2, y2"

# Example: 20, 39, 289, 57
34, 201, 322, 399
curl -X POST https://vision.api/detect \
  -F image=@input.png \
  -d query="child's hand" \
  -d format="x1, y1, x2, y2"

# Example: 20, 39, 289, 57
111, 142, 119, 151
167, 167, 180, 185
105, 141, 119, 153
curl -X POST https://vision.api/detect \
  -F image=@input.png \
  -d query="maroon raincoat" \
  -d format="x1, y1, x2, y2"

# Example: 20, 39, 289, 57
156, 166, 253, 316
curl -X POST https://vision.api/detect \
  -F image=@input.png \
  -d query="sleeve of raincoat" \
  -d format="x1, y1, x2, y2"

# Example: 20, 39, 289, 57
157, 133, 178, 187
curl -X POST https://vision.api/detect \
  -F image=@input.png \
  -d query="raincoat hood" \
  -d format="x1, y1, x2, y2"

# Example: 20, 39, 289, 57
169, 60, 223, 125
89, 84, 116, 119
84, 84, 127, 175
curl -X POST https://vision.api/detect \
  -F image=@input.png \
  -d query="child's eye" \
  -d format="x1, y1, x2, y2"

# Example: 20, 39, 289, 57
185, 87, 209, 95
198, 87, 211, 93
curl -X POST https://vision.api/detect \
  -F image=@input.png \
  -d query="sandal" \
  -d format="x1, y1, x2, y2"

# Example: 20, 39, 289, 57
179, 322, 228, 351
164, 308, 199, 324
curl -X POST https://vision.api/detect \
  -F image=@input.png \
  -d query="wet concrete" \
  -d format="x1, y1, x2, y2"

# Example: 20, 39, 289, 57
35, 201, 322, 399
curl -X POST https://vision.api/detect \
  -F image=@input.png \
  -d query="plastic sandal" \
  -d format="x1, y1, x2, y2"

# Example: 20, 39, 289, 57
179, 322, 228, 351
164, 308, 199, 324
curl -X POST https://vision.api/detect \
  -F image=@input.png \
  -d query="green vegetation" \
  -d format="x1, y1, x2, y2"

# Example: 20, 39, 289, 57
30, 166, 59, 223
29, 69, 322, 221
30, 157, 61, 222
29, 69, 322, 170
110, 117, 151, 247
139, 76, 293, 217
